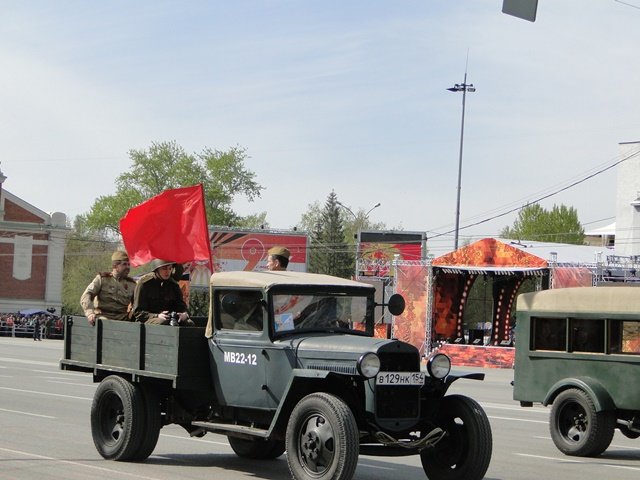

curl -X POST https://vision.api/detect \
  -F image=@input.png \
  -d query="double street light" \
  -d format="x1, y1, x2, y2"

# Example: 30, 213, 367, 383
448, 72, 475, 251
336, 201, 381, 278
336, 201, 381, 221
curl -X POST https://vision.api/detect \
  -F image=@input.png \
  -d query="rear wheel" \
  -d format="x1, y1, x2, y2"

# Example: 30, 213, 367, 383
130, 385, 162, 461
228, 436, 285, 459
286, 393, 359, 480
550, 388, 615, 456
420, 395, 492, 480
90, 376, 145, 461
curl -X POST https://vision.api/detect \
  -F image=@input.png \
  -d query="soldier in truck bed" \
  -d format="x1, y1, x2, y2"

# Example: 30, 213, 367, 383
80, 250, 136, 326
132, 259, 194, 326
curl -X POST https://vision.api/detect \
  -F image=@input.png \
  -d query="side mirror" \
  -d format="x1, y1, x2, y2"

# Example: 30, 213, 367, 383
386, 294, 405, 316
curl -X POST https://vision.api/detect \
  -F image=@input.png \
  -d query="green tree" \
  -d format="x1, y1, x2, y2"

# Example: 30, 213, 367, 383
308, 191, 354, 278
501, 203, 584, 245
84, 141, 264, 235
298, 200, 387, 271
61, 217, 118, 315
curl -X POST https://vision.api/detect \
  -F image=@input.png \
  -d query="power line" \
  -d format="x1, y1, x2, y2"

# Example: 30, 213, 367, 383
428, 148, 639, 240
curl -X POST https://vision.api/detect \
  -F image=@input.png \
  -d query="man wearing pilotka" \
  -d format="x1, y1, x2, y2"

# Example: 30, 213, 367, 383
80, 251, 136, 326
266, 246, 290, 271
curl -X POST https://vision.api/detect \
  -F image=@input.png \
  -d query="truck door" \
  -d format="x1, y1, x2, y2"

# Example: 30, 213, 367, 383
209, 290, 273, 409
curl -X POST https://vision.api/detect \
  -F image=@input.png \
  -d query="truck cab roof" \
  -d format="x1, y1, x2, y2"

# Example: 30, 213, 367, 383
209, 270, 375, 290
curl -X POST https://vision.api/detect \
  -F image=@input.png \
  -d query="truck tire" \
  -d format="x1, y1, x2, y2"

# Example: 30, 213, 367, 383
420, 395, 492, 480
91, 376, 145, 461
130, 386, 162, 461
228, 436, 285, 459
550, 388, 615, 456
286, 393, 358, 480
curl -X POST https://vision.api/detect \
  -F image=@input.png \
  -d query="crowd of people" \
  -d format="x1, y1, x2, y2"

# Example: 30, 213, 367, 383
0, 312, 63, 339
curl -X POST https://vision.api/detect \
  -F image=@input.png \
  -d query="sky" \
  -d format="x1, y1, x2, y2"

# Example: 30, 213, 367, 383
1, 0, 640, 257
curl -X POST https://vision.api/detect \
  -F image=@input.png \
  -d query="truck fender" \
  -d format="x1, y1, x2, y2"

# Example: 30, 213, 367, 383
267, 369, 360, 439
442, 371, 485, 390
542, 377, 615, 412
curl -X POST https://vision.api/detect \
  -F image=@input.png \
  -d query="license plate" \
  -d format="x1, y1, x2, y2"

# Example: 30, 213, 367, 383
376, 371, 425, 386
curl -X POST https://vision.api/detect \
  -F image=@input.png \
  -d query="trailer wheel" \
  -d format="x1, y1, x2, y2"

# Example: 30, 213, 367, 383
286, 393, 358, 480
90, 376, 145, 461
228, 436, 285, 459
550, 388, 615, 456
420, 395, 492, 480
130, 386, 162, 461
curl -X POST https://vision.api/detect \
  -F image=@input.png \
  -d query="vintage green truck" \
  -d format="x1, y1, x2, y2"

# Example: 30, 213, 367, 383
61, 270, 492, 480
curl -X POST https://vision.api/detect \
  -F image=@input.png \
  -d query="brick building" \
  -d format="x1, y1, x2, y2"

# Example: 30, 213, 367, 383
0, 167, 69, 315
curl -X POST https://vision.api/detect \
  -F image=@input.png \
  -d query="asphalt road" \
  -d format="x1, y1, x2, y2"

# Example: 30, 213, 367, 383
1, 336, 639, 480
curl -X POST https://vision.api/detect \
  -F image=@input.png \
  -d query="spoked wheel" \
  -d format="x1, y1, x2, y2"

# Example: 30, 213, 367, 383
228, 436, 286, 459
286, 393, 358, 480
550, 388, 615, 456
91, 376, 145, 461
420, 395, 492, 480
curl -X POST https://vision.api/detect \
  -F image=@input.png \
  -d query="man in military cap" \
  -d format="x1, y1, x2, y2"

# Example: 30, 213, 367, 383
132, 259, 193, 325
80, 250, 136, 326
266, 246, 290, 271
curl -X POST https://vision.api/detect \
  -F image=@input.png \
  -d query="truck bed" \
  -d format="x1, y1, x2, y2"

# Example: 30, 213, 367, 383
60, 316, 212, 390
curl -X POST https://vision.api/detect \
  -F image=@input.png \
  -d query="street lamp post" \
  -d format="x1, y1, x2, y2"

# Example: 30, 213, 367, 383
448, 72, 475, 251
336, 201, 381, 278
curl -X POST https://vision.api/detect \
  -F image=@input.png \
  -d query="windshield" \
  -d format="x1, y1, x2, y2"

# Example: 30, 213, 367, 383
271, 292, 372, 335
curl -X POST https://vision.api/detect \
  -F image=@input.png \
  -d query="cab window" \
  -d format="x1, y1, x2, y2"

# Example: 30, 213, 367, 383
217, 290, 264, 331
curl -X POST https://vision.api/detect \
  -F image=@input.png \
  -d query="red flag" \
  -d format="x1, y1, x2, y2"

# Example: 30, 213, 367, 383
119, 184, 212, 268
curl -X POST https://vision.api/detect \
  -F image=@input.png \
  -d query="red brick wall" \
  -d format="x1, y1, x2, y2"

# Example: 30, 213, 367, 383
437, 343, 515, 369
0, 233, 48, 301
4, 199, 44, 223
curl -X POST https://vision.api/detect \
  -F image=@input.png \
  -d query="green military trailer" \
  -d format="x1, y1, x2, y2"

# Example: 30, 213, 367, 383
61, 270, 492, 480
513, 286, 640, 457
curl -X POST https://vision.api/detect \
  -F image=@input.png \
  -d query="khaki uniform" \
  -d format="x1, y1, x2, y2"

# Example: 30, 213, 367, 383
80, 272, 136, 321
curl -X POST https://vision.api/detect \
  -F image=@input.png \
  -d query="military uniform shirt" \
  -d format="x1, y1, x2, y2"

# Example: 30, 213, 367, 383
132, 273, 188, 323
80, 272, 136, 321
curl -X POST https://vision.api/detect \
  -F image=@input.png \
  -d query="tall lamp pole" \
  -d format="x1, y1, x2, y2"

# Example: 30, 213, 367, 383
447, 72, 475, 250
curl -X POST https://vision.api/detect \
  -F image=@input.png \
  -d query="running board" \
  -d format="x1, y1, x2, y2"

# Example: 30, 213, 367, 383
190, 421, 270, 438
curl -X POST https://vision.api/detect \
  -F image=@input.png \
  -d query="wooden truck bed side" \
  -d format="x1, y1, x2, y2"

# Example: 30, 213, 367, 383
60, 316, 212, 391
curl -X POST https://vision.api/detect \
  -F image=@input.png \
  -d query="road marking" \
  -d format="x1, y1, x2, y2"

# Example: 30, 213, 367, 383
159, 433, 231, 447
516, 453, 640, 471
0, 356, 58, 367
0, 446, 163, 479
35, 369, 91, 377
516, 453, 582, 463
482, 402, 548, 414
532, 435, 640, 452
488, 415, 547, 424
0, 386, 91, 401
46, 379, 96, 387
358, 462, 395, 470
0, 407, 55, 418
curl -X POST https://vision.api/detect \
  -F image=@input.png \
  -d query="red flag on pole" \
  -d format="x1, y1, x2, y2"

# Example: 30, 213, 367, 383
119, 184, 212, 268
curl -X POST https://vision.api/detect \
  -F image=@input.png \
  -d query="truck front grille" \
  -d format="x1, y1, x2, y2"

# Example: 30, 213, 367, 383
375, 351, 420, 419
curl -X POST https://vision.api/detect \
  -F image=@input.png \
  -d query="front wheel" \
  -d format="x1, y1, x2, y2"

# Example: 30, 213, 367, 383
90, 376, 145, 461
286, 393, 359, 480
228, 436, 285, 459
420, 395, 492, 480
550, 388, 615, 456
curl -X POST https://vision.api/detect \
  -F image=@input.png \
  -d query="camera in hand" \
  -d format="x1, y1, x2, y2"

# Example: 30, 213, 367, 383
168, 311, 180, 326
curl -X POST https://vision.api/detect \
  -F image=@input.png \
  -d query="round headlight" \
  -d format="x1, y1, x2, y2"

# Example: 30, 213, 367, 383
357, 352, 381, 378
427, 353, 451, 379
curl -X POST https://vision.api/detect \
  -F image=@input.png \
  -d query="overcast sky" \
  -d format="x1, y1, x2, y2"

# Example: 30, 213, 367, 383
2, 0, 639, 256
